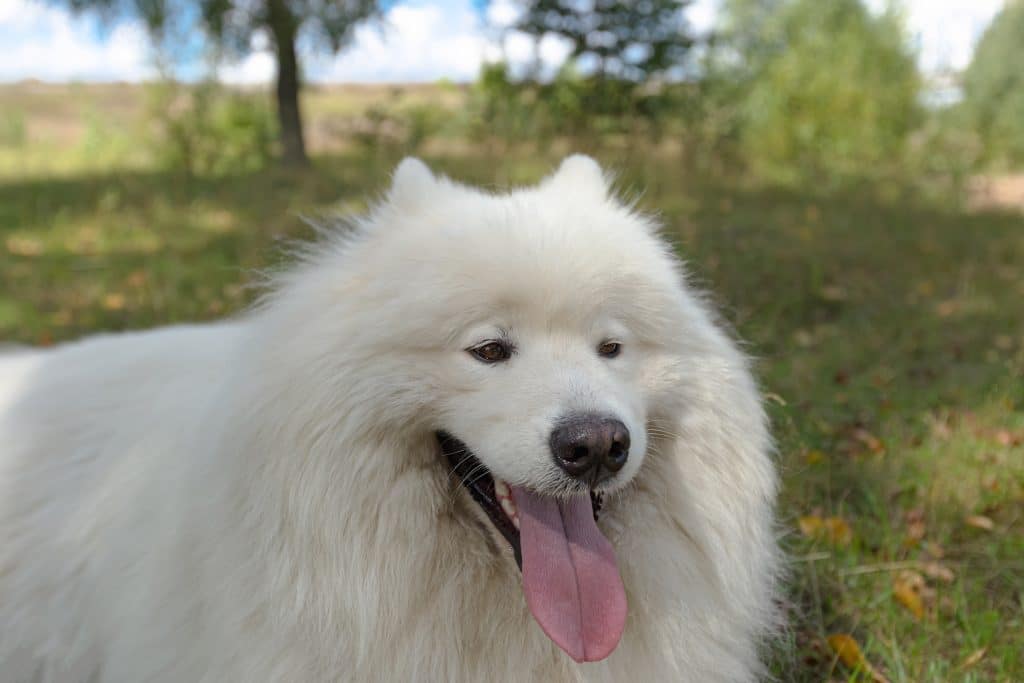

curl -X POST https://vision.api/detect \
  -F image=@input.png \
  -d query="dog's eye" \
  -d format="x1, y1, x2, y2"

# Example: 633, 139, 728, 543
598, 341, 622, 358
468, 341, 512, 364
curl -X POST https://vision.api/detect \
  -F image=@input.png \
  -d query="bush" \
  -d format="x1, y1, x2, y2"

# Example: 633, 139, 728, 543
146, 80, 277, 177
466, 61, 675, 149
961, 1, 1024, 169
737, 0, 922, 185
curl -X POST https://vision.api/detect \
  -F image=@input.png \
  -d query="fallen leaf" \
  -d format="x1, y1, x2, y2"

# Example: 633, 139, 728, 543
827, 634, 863, 668
799, 515, 823, 537
827, 634, 889, 683
805, 449, 825, 465
904, 508, 926, 544
794, 329, 815, 347
820, 285, 848, 302
853, 428, 885, 454
959, 648, 987, 670
824, 517, 853, 546
126, 270, 148, 288
102, 293, 126, 311
929, 415, 953, 440
893, 573, 926, 619
921, 561, 955, 583
965, 515, 994, 531
5, 236, 44, 256
799, 515, 852, 546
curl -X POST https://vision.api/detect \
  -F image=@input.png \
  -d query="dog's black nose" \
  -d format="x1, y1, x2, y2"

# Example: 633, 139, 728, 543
550, 415, 630, 486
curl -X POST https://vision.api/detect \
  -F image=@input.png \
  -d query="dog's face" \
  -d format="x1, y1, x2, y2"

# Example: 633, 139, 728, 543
439, 312, 647, 496
323, 157, 695, 662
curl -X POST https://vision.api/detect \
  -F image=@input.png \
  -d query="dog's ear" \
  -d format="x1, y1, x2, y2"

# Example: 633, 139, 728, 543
390, 157, 436, 203
545, 154, 609, 199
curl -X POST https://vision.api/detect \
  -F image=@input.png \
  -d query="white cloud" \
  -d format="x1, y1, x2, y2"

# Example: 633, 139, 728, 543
0, 0, 154, 82
895, 0, 1005, 72
306, 2, 489, 83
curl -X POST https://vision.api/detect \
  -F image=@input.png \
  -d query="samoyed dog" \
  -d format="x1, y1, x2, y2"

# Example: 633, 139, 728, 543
0, 156, 779, 681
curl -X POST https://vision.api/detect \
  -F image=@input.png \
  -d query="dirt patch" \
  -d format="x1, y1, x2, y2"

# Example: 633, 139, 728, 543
968, 175, 1024, 212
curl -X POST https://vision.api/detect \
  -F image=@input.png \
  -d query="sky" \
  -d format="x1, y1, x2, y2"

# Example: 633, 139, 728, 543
0, 0, 1008, 84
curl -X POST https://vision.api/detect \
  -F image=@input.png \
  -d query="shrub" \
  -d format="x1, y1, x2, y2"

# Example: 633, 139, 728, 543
737, 0, 922, 185
961, 1, 1024, 169
146, 80, 277, 177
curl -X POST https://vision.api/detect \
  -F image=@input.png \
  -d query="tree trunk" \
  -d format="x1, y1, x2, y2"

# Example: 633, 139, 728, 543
267, 0, 308, 167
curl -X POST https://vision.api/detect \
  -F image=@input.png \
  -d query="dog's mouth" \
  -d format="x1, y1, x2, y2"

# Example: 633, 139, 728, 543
436, 431, 525, 565
435, 430, 626, 663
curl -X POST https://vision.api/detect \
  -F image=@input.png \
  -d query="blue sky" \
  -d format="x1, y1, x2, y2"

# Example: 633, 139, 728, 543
0, 0, 1007, 83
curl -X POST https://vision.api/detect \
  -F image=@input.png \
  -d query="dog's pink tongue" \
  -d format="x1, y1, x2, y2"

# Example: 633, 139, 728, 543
510, 486, 627, 663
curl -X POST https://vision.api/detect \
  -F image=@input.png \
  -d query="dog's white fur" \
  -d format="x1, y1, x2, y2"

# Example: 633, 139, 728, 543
0, 157, 779, 682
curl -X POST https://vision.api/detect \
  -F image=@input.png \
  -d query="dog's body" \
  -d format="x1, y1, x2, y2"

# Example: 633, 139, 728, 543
0, 158, 779, 682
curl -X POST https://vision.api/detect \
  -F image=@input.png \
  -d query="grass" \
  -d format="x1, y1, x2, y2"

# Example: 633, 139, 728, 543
1, 84, 1022, 681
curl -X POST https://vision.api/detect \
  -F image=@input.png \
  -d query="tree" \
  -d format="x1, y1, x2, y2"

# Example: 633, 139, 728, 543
727, 0, 921, 182
962, 0, 1024, 167
711, 0, 786, 78
59, 0, 380, 166
513, 0, 695, 83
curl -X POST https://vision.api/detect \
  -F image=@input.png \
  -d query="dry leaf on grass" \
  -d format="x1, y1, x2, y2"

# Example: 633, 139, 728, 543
102, 293, 126, 311
852, 427, 885, 454
5, 236, 44, 256
959, 648, 987, 670
126, 270, 148, 288
827, 634, 889, 683
893, 570, 936, 620
904, 508, 926, 545
799, 515, 853, 546
965, 514, 994, 531
921, 561, 955, 583
893, 575, 925, 619
805, 449, 825, 465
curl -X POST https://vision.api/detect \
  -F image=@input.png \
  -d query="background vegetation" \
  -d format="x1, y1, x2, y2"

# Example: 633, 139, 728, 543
2, 0, 1023, 680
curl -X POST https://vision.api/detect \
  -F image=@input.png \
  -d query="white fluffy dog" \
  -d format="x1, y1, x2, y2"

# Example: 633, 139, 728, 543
0, 156, 779, 681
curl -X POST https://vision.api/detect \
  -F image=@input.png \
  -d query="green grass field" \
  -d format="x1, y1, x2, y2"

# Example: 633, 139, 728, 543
1, 84, 1022, 682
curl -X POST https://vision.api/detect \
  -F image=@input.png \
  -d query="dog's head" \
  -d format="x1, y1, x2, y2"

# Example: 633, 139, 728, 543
266, 156, 729, 663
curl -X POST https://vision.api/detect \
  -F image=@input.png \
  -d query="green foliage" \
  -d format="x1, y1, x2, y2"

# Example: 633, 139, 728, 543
145, 80, 277, 177
962, 1, 1024, 169
513, 0, 694, 82
713, 0, 786, 77
401, 103, 448, 151
466, 61, 676, 149
501, 0, 698, 140
734, 0, 922, 184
